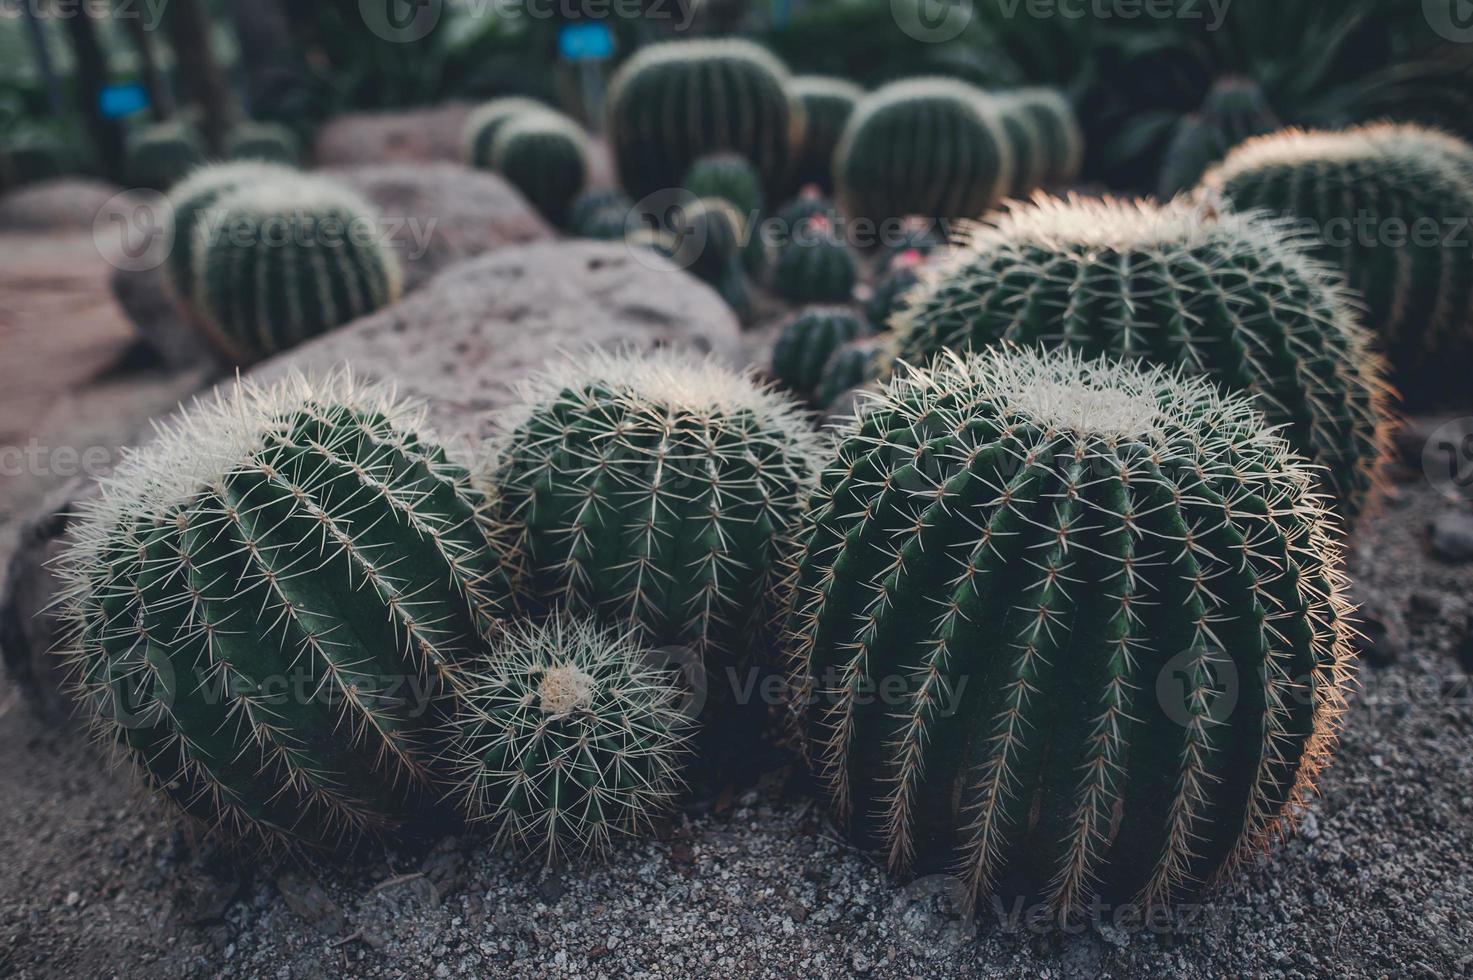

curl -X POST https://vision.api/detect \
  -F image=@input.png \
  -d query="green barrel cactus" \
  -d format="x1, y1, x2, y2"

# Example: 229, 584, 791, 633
488, 348, 825, 670
1203, 123, 1473, 399
226, 121, 303, 166
835, 78, 1013, 227
669, 197, 755, 320
774, 215, 858, 304
1158, 77, 1279, 199
126, 120, 208, 190
775, 186, 840, 239
814, 338, 885, 408
570, 187, 634, 240
683, 153, 764, 221
192, 175, 404, 363
789, 76, 864, 192
771, 307, 870, 394
441, 615, 693, 863
879, 217, 945, 272
606, 39, 802, 201
162, 160, 299, 314
987, 94, 1049, 198
787, 346, 1355, 913
866, 249, 927, 330
55, 370, 512, 853
895, 195, 1392, 518
0, 127, 72, 188
1005, 88, 1083, 188
490, 111, 591, 228
463, 97, 551, 170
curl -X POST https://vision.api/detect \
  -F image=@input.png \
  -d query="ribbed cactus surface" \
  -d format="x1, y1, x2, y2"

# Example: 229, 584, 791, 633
835, 78, 1013, 226
192, 175, 404, 362
490, 111, 590, 228
1203, 124, 1473, 399
126, 121, 207, 190
463, 97, 551, 170
226, 122, 303, 165
55, 371, 511, 853
814, 338, 885, 409
489, 349, 824, 668
774, 216, 858, 304
789, 76, 864, 192
1006, 88, 1082, 188
1158, 77, 1279, 199
606, 39, 801, 201
895, 195, 1391, 517
788, 346, 1355, 913
442, 615, 692, 863
771, 307, 870, 394
668, 197, 754, 320
683, 153, 764, 221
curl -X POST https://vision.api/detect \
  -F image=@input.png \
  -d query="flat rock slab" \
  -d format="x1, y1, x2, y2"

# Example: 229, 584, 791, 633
0, 178, 127, 232
314, 103, 474, 167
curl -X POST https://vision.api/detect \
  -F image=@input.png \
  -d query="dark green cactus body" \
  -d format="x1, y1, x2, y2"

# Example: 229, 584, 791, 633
0, 128, 72, 188
788, 347, 1354, 913
789, 76, 864, 192
814, 339, 884, 408
774, 220, 858, 304
1205, 124, 1473, 402
463, 97, 550, 170
895, 196, 1391, 518
771, 308, 869, 393
126, 121, 207, 190
878, 219, 945, 272
1006, 88, 1082, 187
570, 187, 633, 239
491, 112, 590, 228
490, 350, 824, 670
1158, 77, 1278, 199
866, 254, 925, 330
990, 97, 1048, 198
835, 78, 1012, 226
670, 198, 755, 320
683, 153, 764, 222
226, 122, 303, 165
443, 615, 692, 863
57, 373, 511, 853
606, 39, 801, 201
193, 177, 404, 362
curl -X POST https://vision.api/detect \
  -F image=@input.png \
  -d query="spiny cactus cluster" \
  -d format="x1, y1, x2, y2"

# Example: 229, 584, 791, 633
126, 120, 207, 190
606, 39, 802, 201
787, 346, 1355, 914
895, 195, 1392, 518
226, 122, 303, 166
789, 76, 865, 192
774, 215, 858, 304
684, 153, 764, 221
442, 615, 693, 863
463, 97, 553, 170
55, 370, 510, 853
1203, 123, 1473, 400
835, 78, 1012, 226
771, 307, 870, 395
488, 111, 591, 228
1158, 77, 1279, 199
190, 172, 404, 362
487, 349, 825, 675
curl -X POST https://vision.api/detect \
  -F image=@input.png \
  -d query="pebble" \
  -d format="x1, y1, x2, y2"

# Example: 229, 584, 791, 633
1429, 511, 1473, 563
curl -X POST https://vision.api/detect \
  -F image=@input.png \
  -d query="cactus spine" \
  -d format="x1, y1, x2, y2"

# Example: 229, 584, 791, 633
606, 39, 802, 201
1203, 123, 1473, 400
895, 195, 1392, 518
226, 122, 303, 166
55, 370, 511, 853
788, 346, 1355, 913
774, 215, 858, 304
771, 307, 870, 394
442, 615, 693, 863
488, 349, 825, 669
490, 111, 591, 228
1158, 77, 1279, 199
463, 97, 552, 170
835, 78, 1013, 226
191, 175, 404, 362
789, 76, 865, 192
126, 120, 208, 190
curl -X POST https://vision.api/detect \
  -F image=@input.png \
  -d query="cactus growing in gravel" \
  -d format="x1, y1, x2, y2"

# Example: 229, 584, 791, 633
487, 349, 825, 668
1158, 78, 1279, 199
835, 78, 1013, 226
774, 216, 858, 304
54, 370, 512, 853
463, 97, 550, 170
683, 153, 764, 221
787, 346, 1355, 913
490, 112, 590, 228
1202, 124, 1473, 397
226, 122, 302, 165
814, 339, 885, 408
771, 308, 870, 394
192, 175, 404, 362
895, 195, 1392, 518
442, 615, 693, 863
606, 39, 802, 201
789, 76, 864, 192
127, 121, 207, 190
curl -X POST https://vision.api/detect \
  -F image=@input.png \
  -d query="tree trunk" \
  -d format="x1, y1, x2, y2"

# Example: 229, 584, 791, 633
229, 0, 294, 116
164, 0, 234, 152
119, 11, 173, 120
62, 8, 125, 181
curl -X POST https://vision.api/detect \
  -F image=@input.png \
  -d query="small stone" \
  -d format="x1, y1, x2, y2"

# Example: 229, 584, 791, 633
1429, 511, 1473, 563
537, 875, 567, 905
65, 891, 80, 908
275, 873, 344, 936
1349, 583, 1407, 667
1409, 591, 1444, 618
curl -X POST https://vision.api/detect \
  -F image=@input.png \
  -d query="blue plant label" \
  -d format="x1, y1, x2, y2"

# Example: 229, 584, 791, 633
559, 23, 615, 62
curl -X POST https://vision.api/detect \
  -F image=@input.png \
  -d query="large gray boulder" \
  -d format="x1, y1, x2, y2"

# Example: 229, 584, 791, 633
313, 103, 474, 167
0, 178, 127, 232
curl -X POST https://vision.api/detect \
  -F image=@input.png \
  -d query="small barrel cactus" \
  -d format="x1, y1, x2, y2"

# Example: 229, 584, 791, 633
787, 346, 1355, 913
669, 197, 755, 320
1203, 123, 1473, 400
441, 615, 693, 863
0, 128, 72, 188
895, 195, 1392, 518
835, 78, 1013, 226
192, 175, 404, 362
490, 111, 591, 228
463, 97, 551, 170
488, 348, 825, 672
987, 94, 1049, 197
814, 338, 886, 408
683, 153, 764, 221
878, 217, 945, 272
570, 187, 634, 240
606, 39, 802, 201
126, 120, 208, 190
225, 121, 303, 166
1005, 88, 1083, 187
162, 160, 299, 313
775, 186, 840, 246
774, 216, 858, 304
866, 249, 927, 330
771, 307, 870, 394
54, 370, 512, 853
1158, 77, 1279, 199
789, 76, 865, 192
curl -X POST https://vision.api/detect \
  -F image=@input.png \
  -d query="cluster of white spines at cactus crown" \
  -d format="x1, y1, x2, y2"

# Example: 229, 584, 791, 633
167, 159, 298, 208
492, 110, 591, 160
790, 75, 866, 101
461, 96, 550, 152
1204, 121, 1473, 183
609, 36, 794, 91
